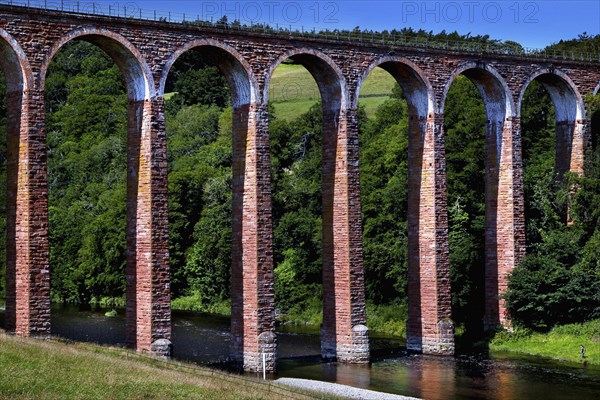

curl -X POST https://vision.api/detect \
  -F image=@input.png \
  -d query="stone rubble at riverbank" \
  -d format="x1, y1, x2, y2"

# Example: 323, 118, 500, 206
276, 377, 420, 400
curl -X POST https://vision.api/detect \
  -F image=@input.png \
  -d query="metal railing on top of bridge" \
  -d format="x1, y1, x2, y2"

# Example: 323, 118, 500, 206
1, 0, 599, 63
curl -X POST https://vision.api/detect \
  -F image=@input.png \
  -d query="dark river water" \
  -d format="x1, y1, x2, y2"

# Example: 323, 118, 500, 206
2, 305, 600, 399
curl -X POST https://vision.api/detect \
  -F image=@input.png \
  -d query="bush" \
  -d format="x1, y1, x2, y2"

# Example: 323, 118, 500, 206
505, 244, 600, 330
171, 293, 231, 316
366, 302, 407, 337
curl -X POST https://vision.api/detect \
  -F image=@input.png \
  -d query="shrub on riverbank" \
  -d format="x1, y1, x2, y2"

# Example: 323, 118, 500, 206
366, 303, 407, 337
490, 319, 600, 365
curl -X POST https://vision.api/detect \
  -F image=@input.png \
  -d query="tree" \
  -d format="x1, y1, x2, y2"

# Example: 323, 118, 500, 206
166, 103, 232, 298
444, 75, 486, 332
359, 85, 410, 304
169, 67, 230, 113
46, 41, 128, 304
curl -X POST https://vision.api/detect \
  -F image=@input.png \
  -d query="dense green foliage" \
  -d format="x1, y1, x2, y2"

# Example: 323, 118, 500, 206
167, 102, 233, 305
45, 43, 128, 305
0, 33, 598, 337
504, 91, 600, 330
544, 33, 600, 56
270, 102, 325, 316
360, 84, 409, 305
444, 77, 487, 333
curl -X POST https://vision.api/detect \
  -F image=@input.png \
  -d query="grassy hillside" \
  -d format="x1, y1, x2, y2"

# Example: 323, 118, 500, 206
269, 63, 397, 120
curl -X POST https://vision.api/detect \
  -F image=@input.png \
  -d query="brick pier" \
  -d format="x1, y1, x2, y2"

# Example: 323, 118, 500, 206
1, 4, 598, 371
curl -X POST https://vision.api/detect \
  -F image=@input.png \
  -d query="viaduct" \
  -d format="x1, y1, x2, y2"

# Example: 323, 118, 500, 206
1, 2, 599, 373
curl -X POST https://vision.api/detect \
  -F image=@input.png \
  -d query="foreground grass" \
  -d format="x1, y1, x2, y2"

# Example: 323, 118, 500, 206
0, 332, 327, 400
490, 319, 600, 365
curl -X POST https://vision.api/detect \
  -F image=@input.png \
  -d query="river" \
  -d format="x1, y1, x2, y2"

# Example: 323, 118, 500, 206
2, 305, 599, 399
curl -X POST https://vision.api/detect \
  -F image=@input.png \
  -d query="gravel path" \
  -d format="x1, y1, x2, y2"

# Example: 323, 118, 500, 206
276, 378, 420, 400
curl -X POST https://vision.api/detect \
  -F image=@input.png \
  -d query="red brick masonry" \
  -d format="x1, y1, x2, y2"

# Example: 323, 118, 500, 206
1, 5, 598, 372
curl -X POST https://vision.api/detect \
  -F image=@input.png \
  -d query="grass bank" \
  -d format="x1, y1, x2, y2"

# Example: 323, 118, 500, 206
171, 294, 232, 316
0, 332, 330, 400
277, 299, 407, 339
490, 319, 600, 365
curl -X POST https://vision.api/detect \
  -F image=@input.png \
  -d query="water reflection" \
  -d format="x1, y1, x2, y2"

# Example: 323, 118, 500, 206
1, 306, 599, 400
407, 356, 456, 400
491, 366, 514, 400
323, 363, 371, 388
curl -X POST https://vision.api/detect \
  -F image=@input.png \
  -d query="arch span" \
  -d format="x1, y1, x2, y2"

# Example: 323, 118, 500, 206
0, 29, 32, 92
356, 56, 453, 354
519, 68, 587, 177
442, 62, 515, 120
442, 61, 522, 333
264, 48, 347, 111
265, 48, 368, 363
38, 27, 171, 354
39, 27, 154, 101
518, 68, 585, 121
162, 39, 272, 372
353, 55, 434, 117
159, 38, 258, 107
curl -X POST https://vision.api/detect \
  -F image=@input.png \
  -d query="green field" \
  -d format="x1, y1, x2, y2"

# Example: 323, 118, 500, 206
165, 64, 396, 121
0, 333, 329, 399
269, 63, 397, 120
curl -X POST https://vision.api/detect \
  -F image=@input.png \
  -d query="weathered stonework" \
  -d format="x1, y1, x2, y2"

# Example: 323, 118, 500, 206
230, 103, 277, 372
1, 4, 598, 371
322, 107, 369, 363
125, 98, 171, 356
406, 114, 453, 355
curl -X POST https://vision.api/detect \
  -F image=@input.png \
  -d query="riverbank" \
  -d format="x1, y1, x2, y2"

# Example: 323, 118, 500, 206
0, 332, 329, 400
51, 296, 408, 338
276, 300, 407, 338
490, 319, 600, 365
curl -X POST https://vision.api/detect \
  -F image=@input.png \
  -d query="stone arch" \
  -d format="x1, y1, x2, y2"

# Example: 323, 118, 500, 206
159, 38, 258, 107
265, 49, 367, 363
353, 55, 434, 117
518, 68, 587, 178
37, 27, 170, 353
0, 29, 33, 92
39, 27, 154, 101
263, 48, 348, 111
442, 61, 515, 120
441, 61, 520, 333
356, 56, 455, 355
517, 67, 585, 121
